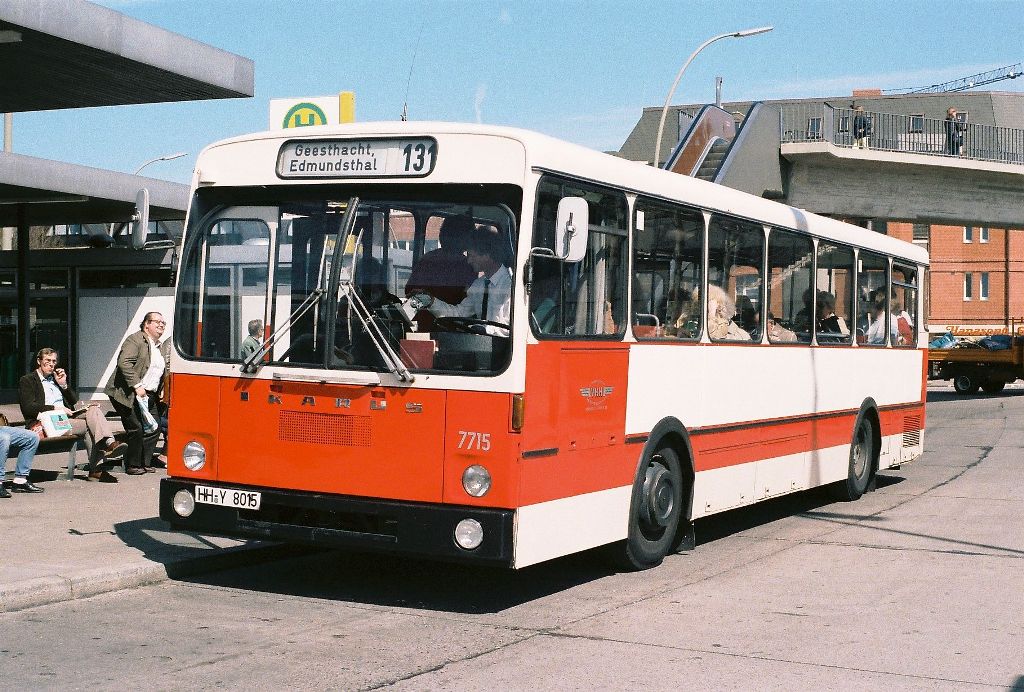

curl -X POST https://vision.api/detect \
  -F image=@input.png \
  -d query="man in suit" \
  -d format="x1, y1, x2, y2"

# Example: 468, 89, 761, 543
105, 311, 168, 475
19, 348, 125, 483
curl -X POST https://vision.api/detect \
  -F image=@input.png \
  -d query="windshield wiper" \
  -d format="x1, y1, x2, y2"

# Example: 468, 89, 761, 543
325, 202, 414, 383
241, 287, 324, 374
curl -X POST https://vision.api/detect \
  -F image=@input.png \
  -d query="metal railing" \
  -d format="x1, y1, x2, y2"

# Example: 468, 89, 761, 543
780, 104, 1024, 165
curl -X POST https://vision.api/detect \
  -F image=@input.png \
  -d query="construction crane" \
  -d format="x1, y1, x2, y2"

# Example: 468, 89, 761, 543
884, 63, 1021, 94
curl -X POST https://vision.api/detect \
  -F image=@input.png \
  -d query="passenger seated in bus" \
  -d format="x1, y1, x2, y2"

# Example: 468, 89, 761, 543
892, 295, 914, 345
815, 291, 849, 343
793, 288, 814, 333
404, 214, 478, 330
706, 284, 751, 341
734, 295, 759, 338
766, 312, 797, 342
671, 288, 700, 338
865, 291, 898, 345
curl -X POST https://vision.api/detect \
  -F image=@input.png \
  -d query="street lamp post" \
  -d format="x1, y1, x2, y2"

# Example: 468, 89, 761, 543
133, 151, 188, 176
653, 26, 772, 168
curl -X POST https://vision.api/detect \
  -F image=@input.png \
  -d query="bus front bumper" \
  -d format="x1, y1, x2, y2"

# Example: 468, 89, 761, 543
159, 478, 515, 567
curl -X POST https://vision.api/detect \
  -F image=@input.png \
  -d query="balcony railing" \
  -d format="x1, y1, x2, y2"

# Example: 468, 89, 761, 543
780, 104, 1024, 165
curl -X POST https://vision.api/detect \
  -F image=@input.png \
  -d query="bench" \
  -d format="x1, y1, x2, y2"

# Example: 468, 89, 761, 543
1, 402, 127, 481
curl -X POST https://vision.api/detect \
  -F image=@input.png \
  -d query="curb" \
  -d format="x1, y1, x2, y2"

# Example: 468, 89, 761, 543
0, 543, 310, 614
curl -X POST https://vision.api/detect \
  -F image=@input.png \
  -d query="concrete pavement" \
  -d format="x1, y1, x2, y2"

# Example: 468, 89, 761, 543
0, 449, 285, 613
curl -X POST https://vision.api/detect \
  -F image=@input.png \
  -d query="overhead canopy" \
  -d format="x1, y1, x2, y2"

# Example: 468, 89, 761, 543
0, 0, 254, 113
0, 151, 188, 226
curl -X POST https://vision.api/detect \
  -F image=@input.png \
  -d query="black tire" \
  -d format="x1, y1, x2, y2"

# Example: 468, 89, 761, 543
612, 446, 684, 570
830, 417, 874, 502
981, 380, 1006, 394
952, 372, 980, 395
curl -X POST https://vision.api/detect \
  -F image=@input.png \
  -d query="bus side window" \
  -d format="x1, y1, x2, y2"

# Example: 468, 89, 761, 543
631, 199, 703, 340
767, 228, 814, 344
815, 242, 854, 345
708, 214, 763, 343
892, 263, 918, 347
857, 251, 889, 346
531, 177, 627, 338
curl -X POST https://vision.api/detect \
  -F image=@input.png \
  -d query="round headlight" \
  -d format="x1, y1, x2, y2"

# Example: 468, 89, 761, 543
454, 518, 484, 550
462, 465, 491, 497
183, 440, 206, 471
172, 489, 195, 517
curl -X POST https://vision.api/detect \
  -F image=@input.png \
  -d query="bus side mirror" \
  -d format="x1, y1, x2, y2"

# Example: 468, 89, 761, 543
554, 197, 588, 263
130, 188, 150, 250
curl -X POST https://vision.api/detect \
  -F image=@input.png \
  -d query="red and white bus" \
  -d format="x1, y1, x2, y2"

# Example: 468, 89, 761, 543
160, 122, 928, 569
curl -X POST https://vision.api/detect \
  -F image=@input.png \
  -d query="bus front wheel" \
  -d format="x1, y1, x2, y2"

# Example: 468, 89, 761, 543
830, 418, 874, 502
615, 446, 684, 570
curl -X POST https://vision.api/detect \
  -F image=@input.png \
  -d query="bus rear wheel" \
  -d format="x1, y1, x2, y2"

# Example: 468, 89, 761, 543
614, 446, 683, 570
830, 418, 874, 502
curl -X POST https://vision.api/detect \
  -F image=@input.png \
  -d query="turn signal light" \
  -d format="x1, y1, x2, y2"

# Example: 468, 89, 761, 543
511, 393, 525, 432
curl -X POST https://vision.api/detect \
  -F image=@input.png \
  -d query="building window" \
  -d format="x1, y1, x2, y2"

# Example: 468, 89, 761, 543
980, 273, 989, 300
838, 116, 850, 133
963, 226, 973, 243
909, 114, 924, 134
912, 224, 930, 246
980, 226, 989, 243
964, 273, 973, 301
806, 118, 822, 140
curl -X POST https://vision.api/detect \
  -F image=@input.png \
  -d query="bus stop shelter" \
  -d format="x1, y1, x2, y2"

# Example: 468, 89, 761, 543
0, 0, 253, 387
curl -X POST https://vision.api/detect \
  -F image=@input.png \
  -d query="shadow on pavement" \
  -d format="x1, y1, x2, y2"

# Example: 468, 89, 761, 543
928, 388, 1024, 403
166, 481, 908, 614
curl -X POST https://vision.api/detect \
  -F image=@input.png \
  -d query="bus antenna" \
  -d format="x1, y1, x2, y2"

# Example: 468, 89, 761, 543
401, 24, 425, 121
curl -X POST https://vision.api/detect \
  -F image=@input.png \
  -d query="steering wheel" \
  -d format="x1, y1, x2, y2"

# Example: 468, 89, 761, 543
433, 316, 509, 336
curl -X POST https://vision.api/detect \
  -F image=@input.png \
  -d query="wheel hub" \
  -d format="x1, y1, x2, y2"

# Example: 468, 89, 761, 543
640, 461, 675, 529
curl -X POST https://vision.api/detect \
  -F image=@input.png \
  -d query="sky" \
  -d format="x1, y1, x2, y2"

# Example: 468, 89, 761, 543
10, 0, 1024, 185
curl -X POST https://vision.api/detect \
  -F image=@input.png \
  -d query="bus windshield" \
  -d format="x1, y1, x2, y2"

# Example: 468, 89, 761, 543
175, 192, 518, 376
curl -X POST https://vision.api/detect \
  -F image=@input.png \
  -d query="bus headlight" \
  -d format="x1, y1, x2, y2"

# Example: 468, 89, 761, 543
183, 441, 206, 471
172, 489, 195, 517
454, 518, 484, 550
462, 465, 491, 497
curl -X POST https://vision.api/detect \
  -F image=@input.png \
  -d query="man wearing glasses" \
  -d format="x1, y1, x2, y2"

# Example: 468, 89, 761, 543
19, 347, 127, 483
105, 312, 168, 475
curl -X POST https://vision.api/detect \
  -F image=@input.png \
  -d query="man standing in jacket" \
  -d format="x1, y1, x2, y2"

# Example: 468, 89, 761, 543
20, 348, 125, 483
105, 311, 167, 475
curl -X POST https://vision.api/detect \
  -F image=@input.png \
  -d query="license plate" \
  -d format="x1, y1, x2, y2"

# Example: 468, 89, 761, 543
194, 485, 261, 510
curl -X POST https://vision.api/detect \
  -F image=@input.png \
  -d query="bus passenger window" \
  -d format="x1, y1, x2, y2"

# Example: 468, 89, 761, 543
708, 215, 763, 342
767, 229, 813, 344
892, 264, 918, 347
815, 242, 854, 345
631, 199, 703, 340
857, 252, 889, 346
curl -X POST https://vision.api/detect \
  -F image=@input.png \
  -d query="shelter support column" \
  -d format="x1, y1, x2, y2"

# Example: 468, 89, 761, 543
17, 204, 29, 374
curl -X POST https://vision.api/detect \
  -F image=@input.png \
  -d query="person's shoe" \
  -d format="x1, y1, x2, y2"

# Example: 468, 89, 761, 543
11, 480, 44, 493
0, 485, 10, 498
125, 466, 147, 475
102, 440, 128, 460
87, 470, 119, 483
149, 455, 167, 469
143, 466, 157, 473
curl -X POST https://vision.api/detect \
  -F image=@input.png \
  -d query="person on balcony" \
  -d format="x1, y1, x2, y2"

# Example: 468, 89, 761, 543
852, 105, 871, 149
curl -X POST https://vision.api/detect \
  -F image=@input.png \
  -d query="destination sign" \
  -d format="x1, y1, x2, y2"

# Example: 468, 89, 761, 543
277, 138, 437, 179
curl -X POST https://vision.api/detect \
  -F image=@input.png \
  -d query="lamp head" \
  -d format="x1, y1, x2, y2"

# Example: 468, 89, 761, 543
733, 26, 773, 37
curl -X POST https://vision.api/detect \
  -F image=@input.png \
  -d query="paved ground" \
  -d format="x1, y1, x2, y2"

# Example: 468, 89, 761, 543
0, 452, 279, 613
0, 382, 1022, 689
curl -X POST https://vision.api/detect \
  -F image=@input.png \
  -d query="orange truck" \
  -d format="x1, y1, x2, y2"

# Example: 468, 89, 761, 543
928, 337, 1024, 394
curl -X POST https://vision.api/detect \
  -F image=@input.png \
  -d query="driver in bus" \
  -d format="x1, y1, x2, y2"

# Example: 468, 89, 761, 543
404, 214, 477, 331
406, 226, 512, 337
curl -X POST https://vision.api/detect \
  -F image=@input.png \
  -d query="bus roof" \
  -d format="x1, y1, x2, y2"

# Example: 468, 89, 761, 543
197, 121, 929, 266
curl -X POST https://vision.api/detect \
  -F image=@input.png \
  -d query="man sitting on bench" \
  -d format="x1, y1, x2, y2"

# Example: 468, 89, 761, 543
19, 347, 125, 483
